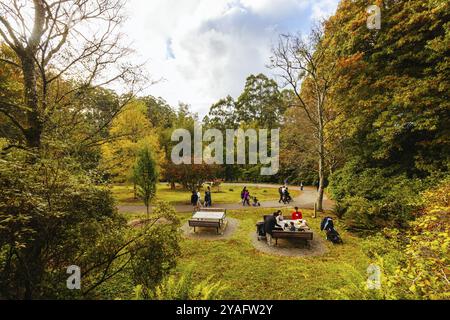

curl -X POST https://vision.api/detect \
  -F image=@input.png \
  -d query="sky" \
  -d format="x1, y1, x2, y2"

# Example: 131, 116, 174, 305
122, 0, 340, 116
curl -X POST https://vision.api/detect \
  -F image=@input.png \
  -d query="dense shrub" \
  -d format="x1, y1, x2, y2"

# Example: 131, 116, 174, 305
0, 153, 180, 299
337, 178, 450, 300
329, 161, 423, 231
134, 265, 226, 300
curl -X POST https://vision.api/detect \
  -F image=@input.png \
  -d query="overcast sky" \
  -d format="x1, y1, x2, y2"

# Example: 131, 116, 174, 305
122, 0, 340, 116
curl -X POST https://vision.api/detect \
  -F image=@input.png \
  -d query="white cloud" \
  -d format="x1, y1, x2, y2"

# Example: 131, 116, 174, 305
122, 0, 340, 116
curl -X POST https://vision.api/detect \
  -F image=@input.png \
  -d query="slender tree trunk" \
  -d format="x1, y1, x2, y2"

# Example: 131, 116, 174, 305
317, 151, 325, 211
20, 0, 45, 151
21, 54, 42, 150
316, 94, 325, 212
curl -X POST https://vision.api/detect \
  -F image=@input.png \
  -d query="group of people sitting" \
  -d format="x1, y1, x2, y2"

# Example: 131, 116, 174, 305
278, 185, 292, 204
264, 207, 310, 246
240, 187, 261, 207
190, 186, 212, 210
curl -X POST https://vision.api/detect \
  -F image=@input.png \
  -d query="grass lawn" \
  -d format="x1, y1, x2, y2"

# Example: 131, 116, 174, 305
112, 183, 300, 206
117, 207, 370, 300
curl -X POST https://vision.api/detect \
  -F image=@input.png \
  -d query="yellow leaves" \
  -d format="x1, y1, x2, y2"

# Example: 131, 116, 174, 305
100, 100, 165, 181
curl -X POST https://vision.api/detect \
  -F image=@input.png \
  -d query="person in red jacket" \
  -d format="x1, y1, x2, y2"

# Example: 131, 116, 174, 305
291, 207, 303, 220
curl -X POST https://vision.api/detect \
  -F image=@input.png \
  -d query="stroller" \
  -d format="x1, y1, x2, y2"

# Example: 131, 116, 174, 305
320, 217, 343, 244
256, 221, 266, 241
282, 191, 292, 204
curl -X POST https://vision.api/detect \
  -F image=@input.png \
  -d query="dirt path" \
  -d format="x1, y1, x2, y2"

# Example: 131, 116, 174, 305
118, 184, 334, 213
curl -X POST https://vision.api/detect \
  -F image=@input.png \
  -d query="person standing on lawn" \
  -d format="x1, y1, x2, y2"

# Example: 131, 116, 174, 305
264, 212, 278, 246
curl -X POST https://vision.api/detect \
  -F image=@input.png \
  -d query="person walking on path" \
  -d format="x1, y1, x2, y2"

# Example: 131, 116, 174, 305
278, 186, 284, 203
243, 190, 250, 206
196, 190, 202, 208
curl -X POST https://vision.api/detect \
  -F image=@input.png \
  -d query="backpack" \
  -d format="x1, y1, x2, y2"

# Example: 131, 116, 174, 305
326, 228, 343, 244
320, 217, 334, 231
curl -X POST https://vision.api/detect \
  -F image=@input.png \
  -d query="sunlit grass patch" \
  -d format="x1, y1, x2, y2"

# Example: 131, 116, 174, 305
175, 208, 369, 299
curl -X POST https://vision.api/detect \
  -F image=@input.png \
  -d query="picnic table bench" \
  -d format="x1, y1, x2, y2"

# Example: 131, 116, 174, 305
188, 219, 222, 234
260, 215, 313, 246
188, 208, 227, 234
271, 230, 313, 246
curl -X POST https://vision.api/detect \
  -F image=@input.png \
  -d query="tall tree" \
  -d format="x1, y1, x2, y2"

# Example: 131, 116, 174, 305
236, 73, 286, 129
134, 147, 158, 216
101, 100, 164, 198
0, 0, 143, 152
325, 0, 449, 230
271, 25, 337, 211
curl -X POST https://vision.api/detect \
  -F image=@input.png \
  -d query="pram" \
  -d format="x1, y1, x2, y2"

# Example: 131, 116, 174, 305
256, 221, 266, 241
282, 193, 292, 204
320, 216, 343, 244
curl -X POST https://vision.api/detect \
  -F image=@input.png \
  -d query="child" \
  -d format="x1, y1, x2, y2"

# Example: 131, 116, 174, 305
252, 196, 261, 206
289, 221, 296, 232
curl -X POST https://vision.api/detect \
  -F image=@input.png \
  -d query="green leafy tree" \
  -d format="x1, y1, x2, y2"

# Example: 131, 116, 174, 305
129, 201, 181, 299
134, 147, 159, 215
0, 0, 140, 151
324, 0, 449, 228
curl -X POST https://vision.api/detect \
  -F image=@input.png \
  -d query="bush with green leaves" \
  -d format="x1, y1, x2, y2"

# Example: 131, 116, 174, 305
134, 147, 158, 215
0, 152, 180, 299
329, 161, 423, 231
336, 178, 450, 300
129, 201, 181, 298
133, 265, 226, 300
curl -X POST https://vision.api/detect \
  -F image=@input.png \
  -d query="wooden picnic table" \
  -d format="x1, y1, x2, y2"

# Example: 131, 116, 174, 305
189, 209, 227, 234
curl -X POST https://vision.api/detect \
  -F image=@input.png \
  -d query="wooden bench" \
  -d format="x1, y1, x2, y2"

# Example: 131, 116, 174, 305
271, 230, 313, 246
188, 219, 222, 234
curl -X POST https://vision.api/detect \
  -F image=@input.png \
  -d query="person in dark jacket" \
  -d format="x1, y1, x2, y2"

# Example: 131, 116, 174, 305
191, 190, 198, 210
204, 186, 212, 207
264, 212, 278, 246
278, 186, 283, 203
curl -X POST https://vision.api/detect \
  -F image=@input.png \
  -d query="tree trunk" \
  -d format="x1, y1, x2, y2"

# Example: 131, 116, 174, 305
21, 54, 42, 150
316, 152, 325, 212
316, 94, 325, 212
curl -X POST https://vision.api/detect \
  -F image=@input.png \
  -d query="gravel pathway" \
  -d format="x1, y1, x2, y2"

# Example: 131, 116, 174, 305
118, 184, 334, 213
